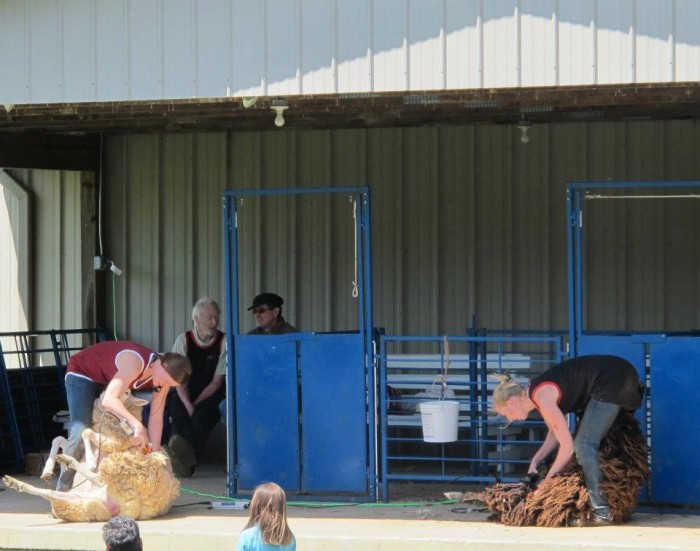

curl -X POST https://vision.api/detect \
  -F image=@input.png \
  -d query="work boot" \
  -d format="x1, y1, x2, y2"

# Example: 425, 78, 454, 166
592, 514, 613, 526
575, 511, 614, 527
163, 435, 197, 478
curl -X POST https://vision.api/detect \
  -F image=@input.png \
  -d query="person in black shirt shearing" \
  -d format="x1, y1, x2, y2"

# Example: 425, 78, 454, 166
493, 355, 642, 525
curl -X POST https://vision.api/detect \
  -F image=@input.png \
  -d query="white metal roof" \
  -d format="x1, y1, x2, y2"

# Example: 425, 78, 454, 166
1, 0, 699, 105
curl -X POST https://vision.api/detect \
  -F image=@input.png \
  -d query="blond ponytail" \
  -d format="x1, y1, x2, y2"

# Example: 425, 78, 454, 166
491, 373, 525, 409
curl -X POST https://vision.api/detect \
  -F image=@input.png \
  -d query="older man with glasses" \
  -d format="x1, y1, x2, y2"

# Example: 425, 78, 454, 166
246, 292, 297, 335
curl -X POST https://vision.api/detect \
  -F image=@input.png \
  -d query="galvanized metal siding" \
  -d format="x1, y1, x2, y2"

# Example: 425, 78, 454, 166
0, 169, 83, 332
0, 171, 30, 334
103, 120, 700, 348
34, 169, 83, 330
582, 121, 700, 332
4, 0, 700, 104
103, 134, 229, 351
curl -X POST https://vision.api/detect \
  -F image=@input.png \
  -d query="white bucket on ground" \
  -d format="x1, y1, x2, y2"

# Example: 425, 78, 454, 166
419, 400, 459, 443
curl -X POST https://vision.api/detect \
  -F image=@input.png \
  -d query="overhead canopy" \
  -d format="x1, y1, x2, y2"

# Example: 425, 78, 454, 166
0, 83, 699, 136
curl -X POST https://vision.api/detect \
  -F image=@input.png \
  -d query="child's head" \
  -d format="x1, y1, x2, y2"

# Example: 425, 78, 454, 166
245, 482, 294, 547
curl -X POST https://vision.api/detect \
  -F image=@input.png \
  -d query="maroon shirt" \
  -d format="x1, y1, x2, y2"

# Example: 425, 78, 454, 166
66, 340, 156, 391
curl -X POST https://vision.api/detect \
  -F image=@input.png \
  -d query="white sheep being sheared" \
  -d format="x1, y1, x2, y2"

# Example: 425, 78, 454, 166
3, 392, 180, 522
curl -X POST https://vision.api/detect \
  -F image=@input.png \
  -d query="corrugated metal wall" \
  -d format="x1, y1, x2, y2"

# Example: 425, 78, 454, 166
0, 169, 84, 332
0, 170, 30, 336
3, 0, 700, 103
103, 120, 700, 351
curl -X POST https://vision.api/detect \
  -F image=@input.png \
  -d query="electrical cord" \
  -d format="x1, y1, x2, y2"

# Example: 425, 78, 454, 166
171, 501, 211, 508
179, 487, 457, 508
451, 506, 489, 514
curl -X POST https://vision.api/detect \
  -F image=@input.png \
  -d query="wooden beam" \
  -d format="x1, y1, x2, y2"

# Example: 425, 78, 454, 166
0, 132, 99, 171
0, 83, 699, 134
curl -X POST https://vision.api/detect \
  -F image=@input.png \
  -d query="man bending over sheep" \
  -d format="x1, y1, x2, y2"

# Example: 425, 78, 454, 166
58, 340, 191, 490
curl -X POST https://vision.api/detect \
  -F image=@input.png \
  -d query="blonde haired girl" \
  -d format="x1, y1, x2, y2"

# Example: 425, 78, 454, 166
237, 482, 295, 551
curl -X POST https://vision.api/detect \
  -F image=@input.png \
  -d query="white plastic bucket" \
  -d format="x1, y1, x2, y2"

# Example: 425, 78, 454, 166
419, 400, 459, 443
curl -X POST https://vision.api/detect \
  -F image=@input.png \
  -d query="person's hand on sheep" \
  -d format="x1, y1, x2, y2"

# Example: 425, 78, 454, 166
130, 423, 149, 449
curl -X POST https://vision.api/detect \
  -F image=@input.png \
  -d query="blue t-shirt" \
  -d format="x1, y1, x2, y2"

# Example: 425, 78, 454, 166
236, 525, 296, 551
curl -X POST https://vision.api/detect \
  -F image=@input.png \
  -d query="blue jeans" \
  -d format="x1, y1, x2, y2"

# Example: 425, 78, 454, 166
218, 399, 227, 426
574, 399, 620, 520
56, 374, 103, 491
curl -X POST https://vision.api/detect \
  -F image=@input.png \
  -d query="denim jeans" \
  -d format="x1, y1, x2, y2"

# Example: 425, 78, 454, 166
218, 399, 227, 427
574, 399, 620, 520
142, 401, 172, 443
56, 374, 103, 490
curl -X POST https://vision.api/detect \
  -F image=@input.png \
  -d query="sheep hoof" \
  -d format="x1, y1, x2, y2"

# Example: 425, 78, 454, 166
55, 455, 71, 467
3, 475, 24, 492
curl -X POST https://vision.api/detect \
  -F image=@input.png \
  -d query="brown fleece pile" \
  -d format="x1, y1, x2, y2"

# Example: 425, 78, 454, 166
464, 411, 649, 527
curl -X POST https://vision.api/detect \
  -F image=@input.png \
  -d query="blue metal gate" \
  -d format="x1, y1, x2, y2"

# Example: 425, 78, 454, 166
648, 337, 700, 505
299, 333, 367, 493
234, 332, 368, 494
377, 332, 564, 500
224, 187, 375, 500
234, 334, 299, 490
568, 181, 700, 508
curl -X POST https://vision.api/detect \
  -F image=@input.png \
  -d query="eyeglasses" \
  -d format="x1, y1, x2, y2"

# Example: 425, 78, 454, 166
253, 307, 272, 315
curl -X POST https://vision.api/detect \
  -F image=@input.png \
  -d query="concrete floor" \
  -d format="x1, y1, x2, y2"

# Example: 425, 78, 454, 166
1, 462, 699, 551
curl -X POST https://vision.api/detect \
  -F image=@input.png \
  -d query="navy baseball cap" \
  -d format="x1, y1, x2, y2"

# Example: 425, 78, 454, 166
247, 292, 284, 311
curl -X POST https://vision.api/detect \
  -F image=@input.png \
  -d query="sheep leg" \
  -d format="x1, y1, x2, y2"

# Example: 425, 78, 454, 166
4, 472, 110, 519
80, 429, 100, 471
55, 454, 102, 485
3, 475, 74, 501
40, 436, 68, 481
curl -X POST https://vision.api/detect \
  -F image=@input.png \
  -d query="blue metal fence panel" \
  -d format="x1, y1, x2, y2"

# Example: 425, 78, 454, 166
0, 347, 23, 472
0, 328, 106, 473
300, 333, 367, 493
377, 333, 564, 500
234, 335, 301, 491
649, 337, 700, 506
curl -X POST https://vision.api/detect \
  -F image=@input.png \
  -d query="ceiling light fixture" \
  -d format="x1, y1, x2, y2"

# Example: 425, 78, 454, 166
271, 98, 289, 127
517, 118, 532, 144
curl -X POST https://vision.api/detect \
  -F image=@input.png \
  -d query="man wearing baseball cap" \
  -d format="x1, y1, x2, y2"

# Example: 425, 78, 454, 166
246, 292, 297, 335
